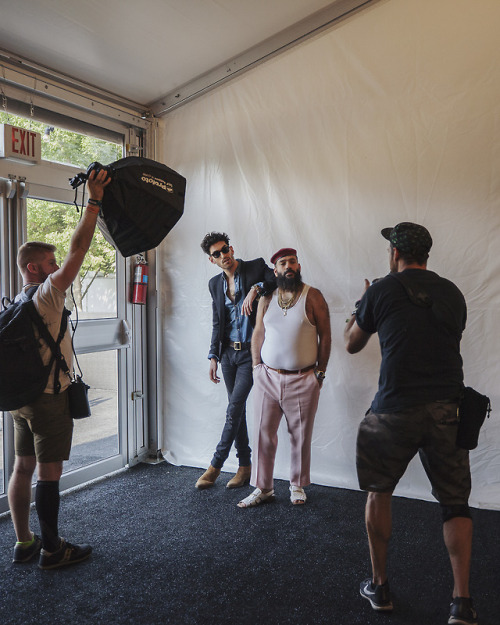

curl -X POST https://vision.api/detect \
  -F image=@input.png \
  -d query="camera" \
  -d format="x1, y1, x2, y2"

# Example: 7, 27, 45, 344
69, 161, 113, 189
87, 161, 113, 179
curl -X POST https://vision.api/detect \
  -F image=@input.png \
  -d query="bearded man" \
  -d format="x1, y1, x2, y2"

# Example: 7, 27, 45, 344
237, 248, 331, 508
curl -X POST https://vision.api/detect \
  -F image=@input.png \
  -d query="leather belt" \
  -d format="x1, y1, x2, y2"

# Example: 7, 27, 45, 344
225, 341, 251, 351
266, 364, 315, 375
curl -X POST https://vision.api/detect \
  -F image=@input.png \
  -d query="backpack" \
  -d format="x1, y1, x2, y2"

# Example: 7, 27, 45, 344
0, 286, 70, 411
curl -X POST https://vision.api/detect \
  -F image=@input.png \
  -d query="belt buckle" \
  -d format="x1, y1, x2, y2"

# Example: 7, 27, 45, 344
233, 341, 242, 351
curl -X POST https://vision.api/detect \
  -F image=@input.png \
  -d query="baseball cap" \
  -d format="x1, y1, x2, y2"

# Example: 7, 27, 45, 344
270, 248, 297, 264
381, 222, 432, 254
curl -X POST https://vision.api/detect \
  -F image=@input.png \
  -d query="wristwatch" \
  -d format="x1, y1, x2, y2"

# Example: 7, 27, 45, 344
251, 284, 263, 299
315, 370, 326, 381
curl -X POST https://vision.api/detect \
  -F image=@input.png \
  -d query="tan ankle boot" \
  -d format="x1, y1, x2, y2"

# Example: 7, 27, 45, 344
195, 465, 221, 489
226, 465, 251, 489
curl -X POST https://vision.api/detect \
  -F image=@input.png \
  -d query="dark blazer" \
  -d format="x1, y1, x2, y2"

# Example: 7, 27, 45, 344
208, 258, 276, 359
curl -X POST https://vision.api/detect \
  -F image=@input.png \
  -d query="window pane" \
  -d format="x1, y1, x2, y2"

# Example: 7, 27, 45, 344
0, 112, 122, 168
26, 199, 117, 319
64, 351, 119, 473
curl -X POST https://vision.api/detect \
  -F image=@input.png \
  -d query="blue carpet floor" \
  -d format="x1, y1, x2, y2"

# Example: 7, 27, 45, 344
0, 462, 498, 625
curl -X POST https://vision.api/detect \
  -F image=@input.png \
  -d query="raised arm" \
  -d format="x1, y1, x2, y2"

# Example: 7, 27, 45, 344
50, 169, 111, 293
344, 279, 372, 354
344, 316, 371, 353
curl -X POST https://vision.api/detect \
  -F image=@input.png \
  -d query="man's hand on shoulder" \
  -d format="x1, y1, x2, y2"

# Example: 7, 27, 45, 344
242, 286, 259, 316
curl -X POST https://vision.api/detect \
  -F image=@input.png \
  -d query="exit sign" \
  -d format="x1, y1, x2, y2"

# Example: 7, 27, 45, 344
0, 123, 41, 164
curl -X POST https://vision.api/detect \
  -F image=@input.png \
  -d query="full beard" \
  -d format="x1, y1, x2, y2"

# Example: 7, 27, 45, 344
276, 269, 303, 292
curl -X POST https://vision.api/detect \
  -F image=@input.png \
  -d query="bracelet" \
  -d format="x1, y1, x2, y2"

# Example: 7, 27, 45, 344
86, 205, 100, 215
87, 198, 103, 208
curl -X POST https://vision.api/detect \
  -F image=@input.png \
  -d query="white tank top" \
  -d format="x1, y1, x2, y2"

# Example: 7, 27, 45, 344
261, 284, 318, 370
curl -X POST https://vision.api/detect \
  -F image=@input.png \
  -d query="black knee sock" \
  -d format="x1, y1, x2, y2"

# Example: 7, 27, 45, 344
35, 480, 61, 552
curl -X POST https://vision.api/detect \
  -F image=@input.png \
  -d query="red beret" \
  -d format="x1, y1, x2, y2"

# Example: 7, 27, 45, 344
270, 248, 297, 264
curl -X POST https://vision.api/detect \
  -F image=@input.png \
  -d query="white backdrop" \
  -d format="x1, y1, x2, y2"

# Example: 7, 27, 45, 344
156, 0, 500, 510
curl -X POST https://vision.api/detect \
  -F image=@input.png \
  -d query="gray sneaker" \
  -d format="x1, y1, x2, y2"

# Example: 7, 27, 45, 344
359, 578, 393, 611
12, 534, 42, 563
38, 539, 92, 570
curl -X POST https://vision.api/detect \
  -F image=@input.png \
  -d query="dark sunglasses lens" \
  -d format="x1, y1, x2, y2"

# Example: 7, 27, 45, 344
212, 245, 229, 258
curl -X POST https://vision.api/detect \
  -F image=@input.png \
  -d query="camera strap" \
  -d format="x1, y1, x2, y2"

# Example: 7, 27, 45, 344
390, 271, 462, 337
390, 272, 433, 308
72, 179, 87, 213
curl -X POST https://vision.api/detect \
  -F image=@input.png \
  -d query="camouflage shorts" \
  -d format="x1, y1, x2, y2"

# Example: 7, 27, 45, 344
356, 401, 471, 505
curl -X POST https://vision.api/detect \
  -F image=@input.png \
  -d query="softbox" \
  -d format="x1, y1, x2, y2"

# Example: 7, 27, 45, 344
95, 157, 186, 257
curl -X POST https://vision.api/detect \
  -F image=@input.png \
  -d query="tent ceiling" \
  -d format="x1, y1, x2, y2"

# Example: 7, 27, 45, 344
0, 0, 374, 115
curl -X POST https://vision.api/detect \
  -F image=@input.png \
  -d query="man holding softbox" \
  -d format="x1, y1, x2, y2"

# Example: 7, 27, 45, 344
8, 169, 110, 570
70, 157, 186, 257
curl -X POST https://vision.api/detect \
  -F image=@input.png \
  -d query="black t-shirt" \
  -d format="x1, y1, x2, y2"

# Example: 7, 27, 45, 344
356, 269, 466, 412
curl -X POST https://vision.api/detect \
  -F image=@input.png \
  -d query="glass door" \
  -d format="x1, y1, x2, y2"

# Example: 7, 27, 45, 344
0, 113, 149, 511
26, 196, 124, 480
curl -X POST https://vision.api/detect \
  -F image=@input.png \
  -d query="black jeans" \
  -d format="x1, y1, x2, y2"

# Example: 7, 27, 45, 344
211, 347, 253, 469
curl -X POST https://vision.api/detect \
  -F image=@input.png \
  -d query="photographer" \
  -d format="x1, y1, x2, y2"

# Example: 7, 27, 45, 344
8, 169, 111, 570
344, 222, 476, 625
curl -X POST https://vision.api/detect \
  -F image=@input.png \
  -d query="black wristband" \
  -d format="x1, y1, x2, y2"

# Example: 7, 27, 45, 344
88, 198, 103, 208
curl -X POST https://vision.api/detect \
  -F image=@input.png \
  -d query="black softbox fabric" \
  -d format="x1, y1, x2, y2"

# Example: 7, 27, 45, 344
96, 157, 186, 257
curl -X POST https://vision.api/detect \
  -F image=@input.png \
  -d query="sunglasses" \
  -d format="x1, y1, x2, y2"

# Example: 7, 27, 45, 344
210, 245, 230, 258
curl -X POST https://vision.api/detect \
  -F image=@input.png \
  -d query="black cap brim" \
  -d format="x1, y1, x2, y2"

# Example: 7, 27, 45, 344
381, 227, 393, 241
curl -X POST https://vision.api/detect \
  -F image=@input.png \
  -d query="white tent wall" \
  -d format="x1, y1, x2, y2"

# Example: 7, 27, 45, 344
157, 0, 500, 510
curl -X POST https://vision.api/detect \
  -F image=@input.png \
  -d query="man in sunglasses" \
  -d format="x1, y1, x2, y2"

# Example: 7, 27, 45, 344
196, 232, 276, 490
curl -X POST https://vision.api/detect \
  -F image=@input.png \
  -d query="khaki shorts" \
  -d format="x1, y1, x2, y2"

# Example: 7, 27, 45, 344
11, 390, 73, 463
356, 401, 471, 506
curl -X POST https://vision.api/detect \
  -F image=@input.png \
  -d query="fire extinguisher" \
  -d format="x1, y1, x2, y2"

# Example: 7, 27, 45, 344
132, 255, 148, 305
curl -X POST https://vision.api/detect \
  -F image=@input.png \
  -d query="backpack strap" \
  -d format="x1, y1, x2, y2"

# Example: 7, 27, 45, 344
2, 296, 13, 310
24, 295, 72, 395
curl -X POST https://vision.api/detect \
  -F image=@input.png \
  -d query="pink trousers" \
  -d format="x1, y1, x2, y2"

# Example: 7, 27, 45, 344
251, 364, 320, 490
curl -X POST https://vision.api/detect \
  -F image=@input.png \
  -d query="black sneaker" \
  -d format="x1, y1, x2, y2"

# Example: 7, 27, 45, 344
359, 578, 393, 611
12, 534, 42, 563
38, 538, 92, 570
448, 597, 478, 625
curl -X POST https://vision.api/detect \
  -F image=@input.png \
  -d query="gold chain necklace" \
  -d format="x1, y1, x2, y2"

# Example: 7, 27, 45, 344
278, 291, 298, 316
